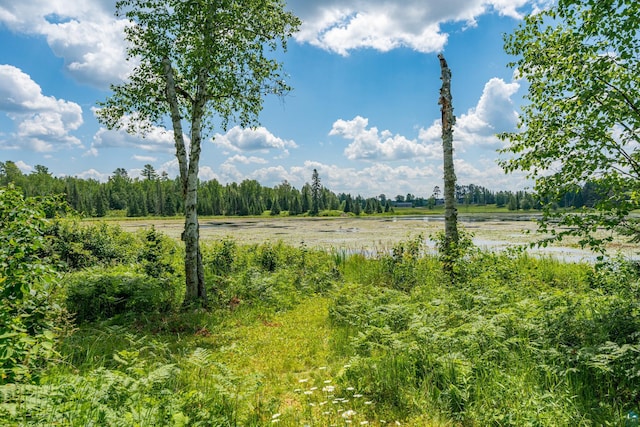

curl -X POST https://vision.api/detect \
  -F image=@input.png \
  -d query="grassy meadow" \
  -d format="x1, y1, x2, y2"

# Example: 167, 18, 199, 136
2, 214, 640, 426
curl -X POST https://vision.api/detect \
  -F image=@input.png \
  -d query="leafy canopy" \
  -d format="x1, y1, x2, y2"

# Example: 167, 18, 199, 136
98, 0, 300, 134
499, 0, 640, 248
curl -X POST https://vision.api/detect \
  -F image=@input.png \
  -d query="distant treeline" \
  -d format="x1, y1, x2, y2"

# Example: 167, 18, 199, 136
0, 160, 606, 217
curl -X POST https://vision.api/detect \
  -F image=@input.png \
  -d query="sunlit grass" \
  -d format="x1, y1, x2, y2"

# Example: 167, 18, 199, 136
216, 297, 336, 390
4, 226, 639, 426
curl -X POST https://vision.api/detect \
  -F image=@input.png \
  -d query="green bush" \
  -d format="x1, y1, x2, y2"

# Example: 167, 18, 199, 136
205, 239, 338, 310
139, 226, 179, 278
0, 186, 64, 383
207, 237, 236, 277
44, 220, 141, 269
66, 267, 184, 322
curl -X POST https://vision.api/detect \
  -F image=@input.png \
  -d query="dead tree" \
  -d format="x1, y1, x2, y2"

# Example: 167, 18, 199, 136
438, 53, 459, 276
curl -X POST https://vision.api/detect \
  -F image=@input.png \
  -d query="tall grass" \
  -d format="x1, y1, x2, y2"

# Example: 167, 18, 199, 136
332, 250, 640, 425
2, 222, 638, 426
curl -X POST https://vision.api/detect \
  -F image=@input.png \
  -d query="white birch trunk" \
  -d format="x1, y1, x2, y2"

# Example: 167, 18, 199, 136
164, 58, 206, 303
438, 53, 459, 268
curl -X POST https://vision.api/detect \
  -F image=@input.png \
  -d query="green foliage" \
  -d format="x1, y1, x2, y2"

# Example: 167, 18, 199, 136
433, 228, 476, 282
140, 226, 178, 278
59, 224, 183, 323
97, 0, 301, 304
0, 335, 253, 426
332, 248, 640, 424
4, 226, 639, 425
500, 0, 640, 249
207, 240, 338, 310
44, 220, 141, 269
0, 186, 65, 384
310, 168, 321, 216
381, 235, 429, 292
65, 267, 184, 323
6, 158, 555, 220
207, 237, 237, 278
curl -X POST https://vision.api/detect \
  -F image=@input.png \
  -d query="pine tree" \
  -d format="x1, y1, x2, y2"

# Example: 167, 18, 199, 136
95, 191, 107, 217
311, 169, 321, 216
344, 195, 353, 213
270, 198, 281, 215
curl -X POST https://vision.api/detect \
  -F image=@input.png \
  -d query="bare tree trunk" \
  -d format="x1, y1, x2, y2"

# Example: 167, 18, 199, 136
438, 53, 459, 273
183, 71, 208, 303
164, 59, 207, 304
183, 168, 201, 302
163, 59, 188, 195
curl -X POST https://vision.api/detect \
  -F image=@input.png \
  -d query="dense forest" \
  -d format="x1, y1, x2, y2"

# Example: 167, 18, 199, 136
0, 160, 606, 217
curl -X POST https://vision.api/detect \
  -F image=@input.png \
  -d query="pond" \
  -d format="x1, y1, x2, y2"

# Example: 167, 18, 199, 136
118, 215, 636, 264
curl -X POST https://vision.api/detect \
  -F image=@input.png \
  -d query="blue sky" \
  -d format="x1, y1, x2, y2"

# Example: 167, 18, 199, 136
0, 0, 548, 198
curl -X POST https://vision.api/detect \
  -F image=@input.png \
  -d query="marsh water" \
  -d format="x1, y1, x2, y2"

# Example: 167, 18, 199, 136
117, 214, 638, 263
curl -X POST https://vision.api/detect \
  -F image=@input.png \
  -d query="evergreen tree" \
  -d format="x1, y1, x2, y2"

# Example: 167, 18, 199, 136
301, 184, 311, 213
164, 192, 177, 216
290, 193, 302, 215
95, 190, 107, 217
353, 199, 361, 216
364, 198, 374, 214
344, 195, 353, 214
141, 164, 158, 180
310, 169, 321, 216
270, 198, 281, 215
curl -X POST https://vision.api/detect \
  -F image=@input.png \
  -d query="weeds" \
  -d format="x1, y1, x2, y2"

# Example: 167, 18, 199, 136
331, 249, 640, 424
2, 219, 639, 426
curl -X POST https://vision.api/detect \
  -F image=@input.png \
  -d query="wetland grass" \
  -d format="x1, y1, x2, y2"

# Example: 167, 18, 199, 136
2, 219, 639, 426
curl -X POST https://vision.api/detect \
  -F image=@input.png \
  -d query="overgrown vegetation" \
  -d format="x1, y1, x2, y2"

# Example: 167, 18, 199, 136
1, 190, 639, 425
334, 249, 640, 424
0, 186, 65, 384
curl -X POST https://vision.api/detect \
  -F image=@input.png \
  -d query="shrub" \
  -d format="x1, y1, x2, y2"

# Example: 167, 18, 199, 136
65, 267, 184, 322
205, 239, 338, 310
44, 220, 140, 269
0, 186, 64, 383
207, 237, 237, 277
139, 226, 179, 278
0, 344, 249, 426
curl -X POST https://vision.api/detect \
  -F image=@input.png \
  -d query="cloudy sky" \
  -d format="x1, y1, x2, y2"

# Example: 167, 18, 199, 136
0, 0, 547, 198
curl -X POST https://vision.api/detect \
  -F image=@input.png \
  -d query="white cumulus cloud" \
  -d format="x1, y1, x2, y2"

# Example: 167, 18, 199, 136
0, 0, 130, 87
288, 0, 538, 55
213, 126, 298, 155
330, 116, 440, 161
132, 155, 157, 163
419, 77, 521, 150
225, 154, 269, 165
74, 168, 109, 182
91, 113, 177, 155
0, 64, 83, 152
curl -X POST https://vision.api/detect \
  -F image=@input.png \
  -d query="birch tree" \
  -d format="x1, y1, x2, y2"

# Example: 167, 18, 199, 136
98, 0, 300, 304
500, 0, 640, 250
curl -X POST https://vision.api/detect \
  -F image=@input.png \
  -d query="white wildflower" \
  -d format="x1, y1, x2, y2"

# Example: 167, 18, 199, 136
342, 409, 357, 419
